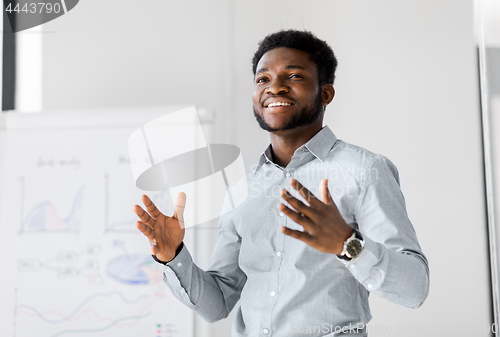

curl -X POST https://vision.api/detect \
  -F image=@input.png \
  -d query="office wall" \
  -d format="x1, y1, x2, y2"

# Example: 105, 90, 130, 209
1, 7, 3, 109
41, 0, 234, 145
39, 1, 491, 336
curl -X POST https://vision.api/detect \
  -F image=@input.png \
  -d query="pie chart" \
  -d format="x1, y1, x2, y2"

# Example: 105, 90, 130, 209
107, 255, 163, 285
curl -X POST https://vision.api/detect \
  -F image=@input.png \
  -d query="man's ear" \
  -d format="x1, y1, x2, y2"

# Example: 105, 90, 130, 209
321, 84, 335, 106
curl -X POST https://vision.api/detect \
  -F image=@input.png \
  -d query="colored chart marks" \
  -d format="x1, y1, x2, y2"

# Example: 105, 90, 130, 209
0, 108, 198, 337
107, 255, 163, 285
15, 290, 156, 337
21, 186, 84, 233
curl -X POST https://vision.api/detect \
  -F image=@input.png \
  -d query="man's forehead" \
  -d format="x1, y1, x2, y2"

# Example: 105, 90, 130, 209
256, 47, 315, 73
256, 64, 307, 75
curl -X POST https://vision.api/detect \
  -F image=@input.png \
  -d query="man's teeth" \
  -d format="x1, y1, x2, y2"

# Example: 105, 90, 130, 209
268, 102, 292, 107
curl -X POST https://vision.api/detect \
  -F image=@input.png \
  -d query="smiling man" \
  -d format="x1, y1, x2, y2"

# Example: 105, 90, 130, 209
134, 30, 429, 337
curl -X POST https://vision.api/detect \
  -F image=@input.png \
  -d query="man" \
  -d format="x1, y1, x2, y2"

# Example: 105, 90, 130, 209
134, 30, 429, 336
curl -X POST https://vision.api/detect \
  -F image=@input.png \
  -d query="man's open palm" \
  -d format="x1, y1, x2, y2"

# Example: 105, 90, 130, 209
133, 193, 186, 262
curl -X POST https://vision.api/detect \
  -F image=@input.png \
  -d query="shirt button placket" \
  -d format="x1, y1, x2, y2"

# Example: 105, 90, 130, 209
262, 179, 286, 336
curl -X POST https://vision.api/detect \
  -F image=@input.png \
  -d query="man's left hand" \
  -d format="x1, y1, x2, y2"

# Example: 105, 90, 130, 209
279, 178, 354, 255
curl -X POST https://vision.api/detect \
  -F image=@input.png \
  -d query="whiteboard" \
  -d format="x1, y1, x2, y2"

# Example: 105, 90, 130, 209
0, 106, 213, 337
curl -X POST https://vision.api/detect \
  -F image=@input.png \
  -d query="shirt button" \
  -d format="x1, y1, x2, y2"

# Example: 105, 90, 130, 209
263, 328, 269, 335
367, 284, 373, 289
285, 172, 291, 178
350, 264, 356, 270
270, 291, 276, 297
179, 288, 185, 294
279, 212, 284, 217
177, 262, 182, 267
276, 251, 282, 257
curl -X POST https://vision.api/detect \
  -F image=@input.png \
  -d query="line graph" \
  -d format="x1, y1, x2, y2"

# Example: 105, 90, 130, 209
14, 291, 157, 337
17, 304, 152, 325
49, 312, 153, 337
16, 291, 149, 324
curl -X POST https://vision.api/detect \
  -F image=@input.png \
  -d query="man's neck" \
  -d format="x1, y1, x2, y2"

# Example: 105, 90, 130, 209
269, 123, 323, 167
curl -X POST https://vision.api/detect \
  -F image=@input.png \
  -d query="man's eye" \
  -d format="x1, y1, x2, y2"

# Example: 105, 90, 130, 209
256, 78, 268, 84
290, 74, 303, 79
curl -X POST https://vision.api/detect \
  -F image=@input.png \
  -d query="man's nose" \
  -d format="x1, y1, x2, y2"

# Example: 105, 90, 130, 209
265, 79, 289, 95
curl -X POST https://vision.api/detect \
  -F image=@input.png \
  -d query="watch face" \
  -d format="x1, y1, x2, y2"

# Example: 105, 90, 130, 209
346, 240, 363, 258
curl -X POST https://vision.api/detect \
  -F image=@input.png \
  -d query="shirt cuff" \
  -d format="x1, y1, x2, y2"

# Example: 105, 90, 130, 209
343, 235, 386, 291
155, 242, 192, 276
152, 242, 184, 265
156, 243, 198, 309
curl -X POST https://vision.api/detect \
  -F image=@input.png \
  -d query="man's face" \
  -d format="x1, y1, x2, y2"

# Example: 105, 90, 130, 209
252, 47, 323, 133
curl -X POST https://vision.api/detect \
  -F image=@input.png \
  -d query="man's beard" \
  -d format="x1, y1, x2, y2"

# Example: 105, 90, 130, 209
253, 92, 323, 132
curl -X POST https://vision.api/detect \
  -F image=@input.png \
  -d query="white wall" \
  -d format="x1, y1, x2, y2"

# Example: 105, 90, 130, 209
39, 1, 491, 336
0, 7, 3, 109
41, 0, 234, 146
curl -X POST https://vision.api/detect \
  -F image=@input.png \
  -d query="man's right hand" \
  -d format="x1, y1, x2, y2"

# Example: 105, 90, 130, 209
133, 192, 186, 263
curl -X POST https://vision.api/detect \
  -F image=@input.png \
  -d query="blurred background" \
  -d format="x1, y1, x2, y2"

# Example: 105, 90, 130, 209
1, 0, 499, 336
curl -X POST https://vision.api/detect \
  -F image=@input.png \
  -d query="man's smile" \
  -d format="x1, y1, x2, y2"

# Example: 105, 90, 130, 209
266, 101, 293, 108
263, 98, 295, 108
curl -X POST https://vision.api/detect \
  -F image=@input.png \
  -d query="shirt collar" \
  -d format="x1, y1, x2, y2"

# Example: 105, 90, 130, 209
255, 145, 274, 172
254, 125, 338, 173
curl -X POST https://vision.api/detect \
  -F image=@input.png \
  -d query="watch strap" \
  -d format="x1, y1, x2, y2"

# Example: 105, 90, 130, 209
152, 242, 184, 265
338, 230, 363, 261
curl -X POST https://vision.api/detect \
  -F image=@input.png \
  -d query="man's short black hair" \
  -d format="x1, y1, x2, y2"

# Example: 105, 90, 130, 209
252, 30, 338, 86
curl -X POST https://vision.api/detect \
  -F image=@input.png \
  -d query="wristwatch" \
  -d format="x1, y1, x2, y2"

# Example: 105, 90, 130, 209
338, 230, 364, 261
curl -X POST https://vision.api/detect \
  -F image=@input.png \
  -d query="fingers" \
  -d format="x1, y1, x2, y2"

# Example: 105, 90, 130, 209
133, 204, 155, 227
290, 179, 321, 207
281, 179, 337, 223
319, 179, 334, 205
150, 244, 160, 256
173, 192, 186, 229
135, 221, 154, 241
142, 195, 162, 218
281, 226, 314, 245
135, 221, 161, 257
279, 202, 314, 231
280, 189, 316, 222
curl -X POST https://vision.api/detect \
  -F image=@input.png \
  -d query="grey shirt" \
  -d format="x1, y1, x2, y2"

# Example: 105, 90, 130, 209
157, 126, 429, 337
